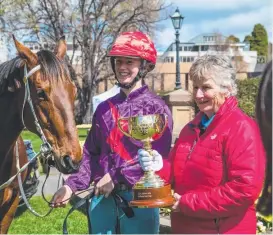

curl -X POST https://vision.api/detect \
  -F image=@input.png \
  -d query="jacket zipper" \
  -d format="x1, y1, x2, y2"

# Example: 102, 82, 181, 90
187, 139, 197, 159
214, 218, 220, 234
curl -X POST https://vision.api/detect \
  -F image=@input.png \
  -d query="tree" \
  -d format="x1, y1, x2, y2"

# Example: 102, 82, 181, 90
243, 35, 252, 43
3, 0, 170, 123
226, 35, 240, 43
250, 24, 268, 57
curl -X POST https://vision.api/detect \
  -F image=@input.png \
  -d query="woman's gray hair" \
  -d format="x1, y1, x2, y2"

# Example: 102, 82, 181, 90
189, 54, 237, 96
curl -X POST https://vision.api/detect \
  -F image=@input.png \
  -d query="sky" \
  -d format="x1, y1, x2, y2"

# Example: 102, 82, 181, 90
154, 0, 272, 52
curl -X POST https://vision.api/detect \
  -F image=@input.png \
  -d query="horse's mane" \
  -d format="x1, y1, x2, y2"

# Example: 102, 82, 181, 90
0, 57, 22, 94
0, 50, 69, 95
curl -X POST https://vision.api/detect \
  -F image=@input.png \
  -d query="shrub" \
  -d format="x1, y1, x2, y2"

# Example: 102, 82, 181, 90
236, 78, 261, 118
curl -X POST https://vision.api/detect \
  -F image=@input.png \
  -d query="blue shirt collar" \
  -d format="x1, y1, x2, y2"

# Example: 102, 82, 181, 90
200, 114, 215, 129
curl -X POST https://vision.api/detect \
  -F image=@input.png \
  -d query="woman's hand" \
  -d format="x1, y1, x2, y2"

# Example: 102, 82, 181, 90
51, 185, 73, 208
94, 173, 114, 198
172, 193, 181, 212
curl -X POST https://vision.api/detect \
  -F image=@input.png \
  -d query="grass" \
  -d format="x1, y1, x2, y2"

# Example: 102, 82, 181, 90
21, 131, 43, 153
9, 196, 88, 234
21, 127, 90, 151
77, 128, 90, 141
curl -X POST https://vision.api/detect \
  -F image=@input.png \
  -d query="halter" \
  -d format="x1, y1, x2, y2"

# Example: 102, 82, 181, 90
22, 64, 53, 156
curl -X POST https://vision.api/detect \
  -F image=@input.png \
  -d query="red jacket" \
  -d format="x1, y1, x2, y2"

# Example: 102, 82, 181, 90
158, 97, 265, 234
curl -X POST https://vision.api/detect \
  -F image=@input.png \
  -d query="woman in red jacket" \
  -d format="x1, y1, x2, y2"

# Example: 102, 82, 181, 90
138, 54, 266, 234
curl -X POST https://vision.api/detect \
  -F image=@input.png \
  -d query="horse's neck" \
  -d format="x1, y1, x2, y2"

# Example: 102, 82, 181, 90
0, 91, 24, 162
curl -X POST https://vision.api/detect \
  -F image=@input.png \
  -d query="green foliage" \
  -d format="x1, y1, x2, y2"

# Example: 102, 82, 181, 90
9, 196, 88, 234
237, 78, 261, 117
244, 35, 252, 43
227, 35, 240, 43
256, 212, 272, 234
250, 24, 268, 57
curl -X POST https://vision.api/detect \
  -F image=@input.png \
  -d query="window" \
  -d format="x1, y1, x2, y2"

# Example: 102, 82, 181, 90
184, 46, 188, 51
201, 45, 209, 51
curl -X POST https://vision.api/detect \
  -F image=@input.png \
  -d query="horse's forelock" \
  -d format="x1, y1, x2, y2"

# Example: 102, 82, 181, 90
37, 50, 70, 83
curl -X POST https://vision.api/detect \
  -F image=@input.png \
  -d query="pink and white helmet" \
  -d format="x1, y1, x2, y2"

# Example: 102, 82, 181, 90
108, 31, 157, 65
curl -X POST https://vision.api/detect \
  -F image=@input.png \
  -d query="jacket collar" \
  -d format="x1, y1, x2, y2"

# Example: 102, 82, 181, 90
117, 85, 149, 101
189, 96, 238, 129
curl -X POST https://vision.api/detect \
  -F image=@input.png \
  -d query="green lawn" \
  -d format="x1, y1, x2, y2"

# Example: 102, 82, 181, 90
77, 128, 90, 141
21, 131, 43, 153
21, 128, 90, 151
9, 196, 88, 234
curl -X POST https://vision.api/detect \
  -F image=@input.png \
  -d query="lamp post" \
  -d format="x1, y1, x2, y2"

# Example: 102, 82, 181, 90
170, 8, 184, 89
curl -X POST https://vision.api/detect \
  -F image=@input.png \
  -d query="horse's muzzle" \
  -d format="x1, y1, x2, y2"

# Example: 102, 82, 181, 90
54, 155, 81, 174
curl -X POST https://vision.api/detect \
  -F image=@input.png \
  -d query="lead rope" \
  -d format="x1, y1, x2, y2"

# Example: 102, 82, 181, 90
16, 141, 54, 217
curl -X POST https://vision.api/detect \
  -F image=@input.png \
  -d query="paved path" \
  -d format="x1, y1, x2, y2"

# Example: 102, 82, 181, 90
34, 168, 63, 196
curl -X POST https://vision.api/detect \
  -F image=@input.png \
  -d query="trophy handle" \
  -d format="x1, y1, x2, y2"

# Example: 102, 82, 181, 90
153, 114, 168, 139
161, 114, 168, 133
117, 117, 131, 138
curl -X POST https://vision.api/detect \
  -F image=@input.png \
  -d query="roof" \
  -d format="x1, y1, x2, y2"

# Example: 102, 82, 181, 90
188, 33, 228, 44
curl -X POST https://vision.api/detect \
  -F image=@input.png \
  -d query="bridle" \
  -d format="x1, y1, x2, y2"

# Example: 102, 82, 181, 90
21, 64, 54, 159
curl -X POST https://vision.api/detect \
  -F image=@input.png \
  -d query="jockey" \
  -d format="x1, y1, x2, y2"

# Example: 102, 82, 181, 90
52, 31, 173, 234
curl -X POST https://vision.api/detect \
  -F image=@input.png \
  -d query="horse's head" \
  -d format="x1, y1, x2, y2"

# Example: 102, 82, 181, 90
13, 36, 82, 174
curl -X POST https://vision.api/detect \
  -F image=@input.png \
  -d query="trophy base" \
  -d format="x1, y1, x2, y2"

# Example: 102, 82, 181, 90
130, 184, 174, 208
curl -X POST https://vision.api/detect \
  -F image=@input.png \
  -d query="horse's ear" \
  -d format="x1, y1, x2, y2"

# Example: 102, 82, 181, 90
54, 36, 67, 60
12, 35, 38, 66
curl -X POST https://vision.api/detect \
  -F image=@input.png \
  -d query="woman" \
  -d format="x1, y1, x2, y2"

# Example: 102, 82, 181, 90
52, 31, 173, 234
138, 55, 265, 234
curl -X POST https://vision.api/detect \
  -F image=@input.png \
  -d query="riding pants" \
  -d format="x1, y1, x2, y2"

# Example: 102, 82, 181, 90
88, 190, 159, 234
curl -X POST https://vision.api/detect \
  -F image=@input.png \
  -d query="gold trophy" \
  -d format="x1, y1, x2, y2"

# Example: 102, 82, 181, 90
118, 114, 174, 208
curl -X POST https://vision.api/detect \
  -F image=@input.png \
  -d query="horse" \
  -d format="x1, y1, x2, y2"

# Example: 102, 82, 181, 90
0, 36, 82, 233
256, 60, 272, 217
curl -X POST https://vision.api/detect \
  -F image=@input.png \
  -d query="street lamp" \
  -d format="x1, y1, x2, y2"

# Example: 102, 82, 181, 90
170, 8, 184, 89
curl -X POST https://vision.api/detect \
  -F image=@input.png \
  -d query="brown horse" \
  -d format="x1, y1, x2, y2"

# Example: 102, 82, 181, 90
0, 36, 82, 233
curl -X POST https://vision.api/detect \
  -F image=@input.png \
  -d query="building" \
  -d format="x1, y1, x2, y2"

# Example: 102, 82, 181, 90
159, 33, 258, 73
129, 33, 260, 93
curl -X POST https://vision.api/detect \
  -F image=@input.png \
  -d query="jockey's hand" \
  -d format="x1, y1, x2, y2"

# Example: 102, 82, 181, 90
137, 149, 163, 171
51, 185, 73, 208
95, 173, 114, 198
172, 193, 181, 212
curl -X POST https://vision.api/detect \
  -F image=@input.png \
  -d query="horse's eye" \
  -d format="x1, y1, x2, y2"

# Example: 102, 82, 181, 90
37, 89, 46, 101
